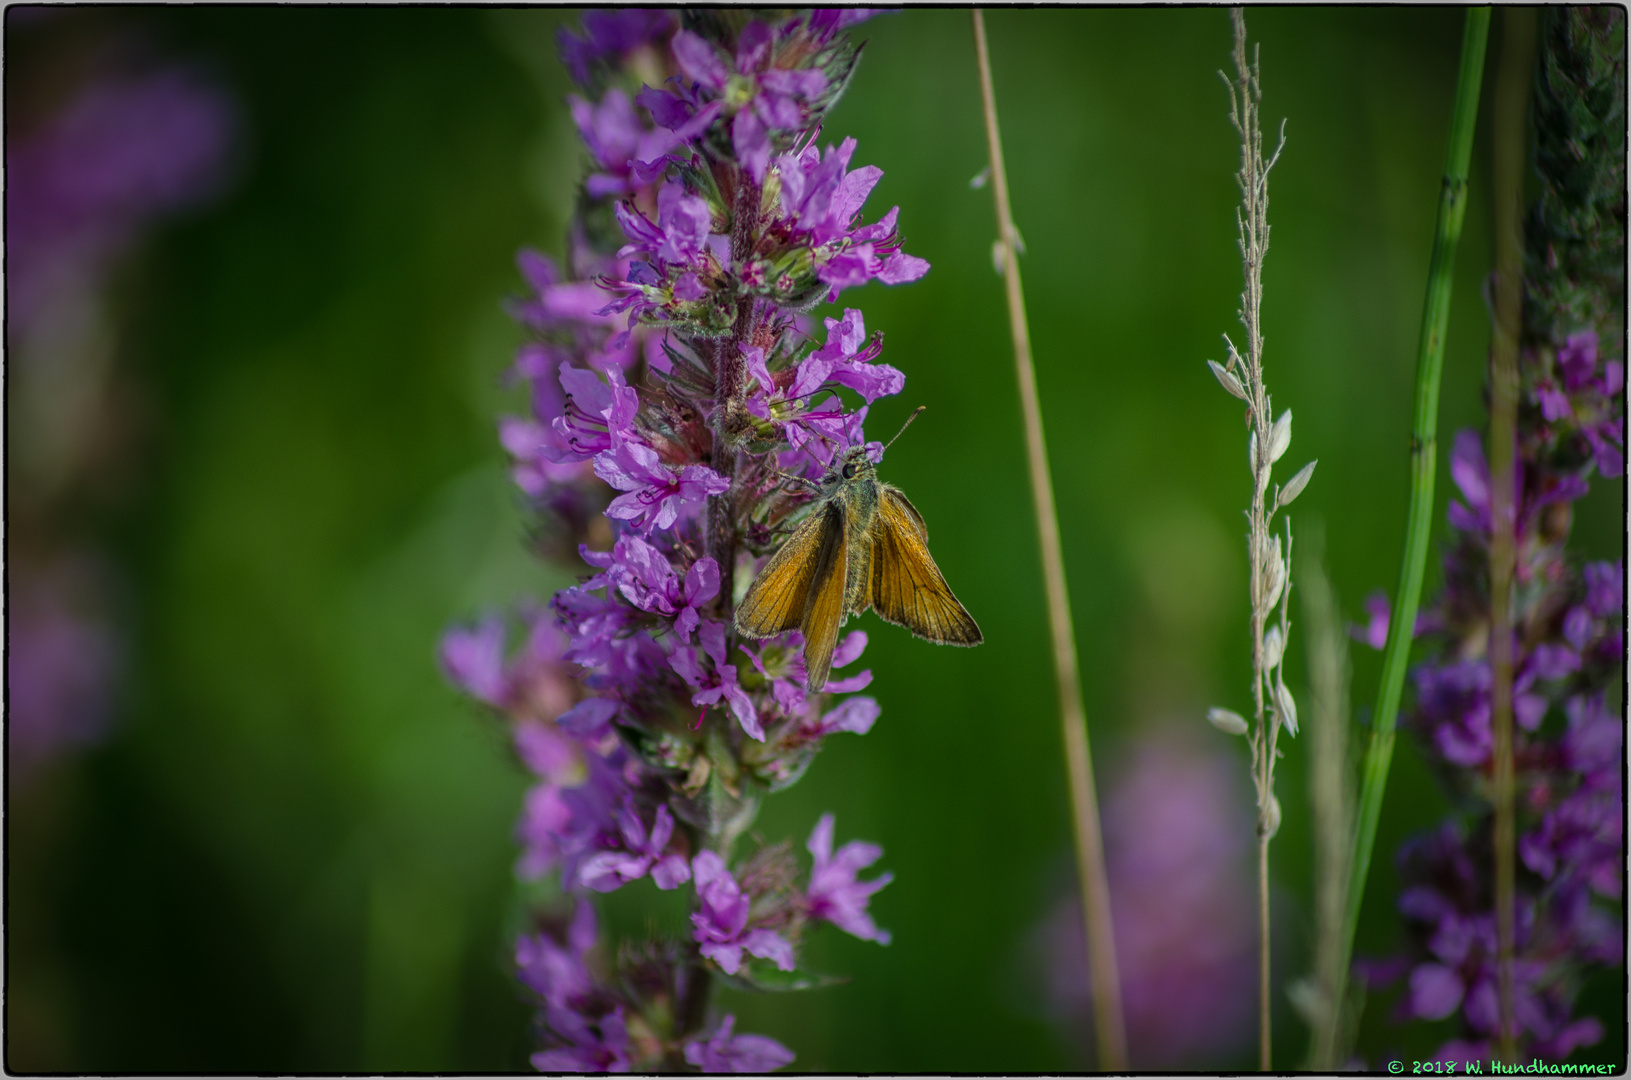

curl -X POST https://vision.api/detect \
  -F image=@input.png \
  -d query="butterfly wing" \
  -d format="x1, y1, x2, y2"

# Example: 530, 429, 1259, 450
870, 485, 982, 646
735, 504, 829, 639
799, 502, 849, 691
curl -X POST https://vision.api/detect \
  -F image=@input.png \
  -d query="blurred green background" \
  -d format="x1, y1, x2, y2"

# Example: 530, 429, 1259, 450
7, 7, 1621, 1073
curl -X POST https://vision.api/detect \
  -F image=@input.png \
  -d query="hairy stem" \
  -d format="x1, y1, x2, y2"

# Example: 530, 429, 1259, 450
1488, 6, 1536, 1063
1343, 3, 1491, 1030
972, 10, 1127, 1070
708, 174, 764, 618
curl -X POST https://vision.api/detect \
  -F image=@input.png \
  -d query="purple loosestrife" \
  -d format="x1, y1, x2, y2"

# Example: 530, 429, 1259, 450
443, 10, 921, 1071
1361, 9, 1624, 1062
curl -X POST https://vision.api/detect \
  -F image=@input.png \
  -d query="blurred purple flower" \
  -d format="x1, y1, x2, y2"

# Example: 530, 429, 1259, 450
556, 9, 676, 88
1034, 732, 1255, 1068
9, 67, 236, 331
579, 802, 691, 893
7, 560, 123, 777
683, 1015, 795, 1073
690, 851, 794, 975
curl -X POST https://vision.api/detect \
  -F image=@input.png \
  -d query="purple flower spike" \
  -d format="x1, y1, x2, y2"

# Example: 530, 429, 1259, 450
804, 814, 892, 944
457, 13, 933, 1068
684, 1015, 795, 1073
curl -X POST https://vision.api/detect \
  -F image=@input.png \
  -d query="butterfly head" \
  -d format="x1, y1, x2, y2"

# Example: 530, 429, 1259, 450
829, 444, 877, 485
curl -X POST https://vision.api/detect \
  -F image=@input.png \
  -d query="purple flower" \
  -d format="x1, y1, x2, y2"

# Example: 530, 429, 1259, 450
808, 309, 905, 404
661, 25, 829, 182
553, 363, 642, 463
588, 534, 719, 642
1447, 429, 1493, 534
1582, 561, 1622, 617
806, 696, 881, 738
9, 67, 237, 330
804, 814, 892, 944
440, 616, 509, 706
7, 564, 122, 776
517, 900, 599, 1006
556, 9, 677, 88
1407, 963, 1465, 1021
1035, 732, 1256, 1068
596, 438, 729, 533
683, 1015, 795, 1073
774, 137, 930, 296
1557, 331, 1598, 391
615, 178, 715, 265
690, 852, 794, 975
517, 781, 574, 880
740, 628, 872, 720
531, 1004, 631, 1074
465, 14, 930, 1067
579, 802, 692, 893
671, 621, 761, 740
1358, 590, 1391, 650
569, 88, 688, 198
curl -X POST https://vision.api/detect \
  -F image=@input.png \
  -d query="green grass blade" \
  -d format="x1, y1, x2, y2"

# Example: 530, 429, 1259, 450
1340, 1, 1492, 1016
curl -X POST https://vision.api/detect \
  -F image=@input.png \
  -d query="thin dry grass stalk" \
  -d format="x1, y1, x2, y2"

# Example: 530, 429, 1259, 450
970, 9, 1127, 1070
1206, 9, 1312, 1070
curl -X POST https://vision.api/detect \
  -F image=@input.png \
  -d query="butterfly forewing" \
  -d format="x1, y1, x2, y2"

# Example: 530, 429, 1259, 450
799, 503, 849, 691
736, 507, 827, 638
871, 486, 982, 646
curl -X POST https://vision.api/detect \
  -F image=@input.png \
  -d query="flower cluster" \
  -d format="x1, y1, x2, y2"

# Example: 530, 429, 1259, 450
1362, 9, 1624, 1061
443, 10, 918, 1071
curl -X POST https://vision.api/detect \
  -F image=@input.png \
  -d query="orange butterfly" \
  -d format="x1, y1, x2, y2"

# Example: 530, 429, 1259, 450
735, 415, 981, 690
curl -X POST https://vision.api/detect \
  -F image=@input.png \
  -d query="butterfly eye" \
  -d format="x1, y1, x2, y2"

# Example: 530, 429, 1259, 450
842, 462, 856, 480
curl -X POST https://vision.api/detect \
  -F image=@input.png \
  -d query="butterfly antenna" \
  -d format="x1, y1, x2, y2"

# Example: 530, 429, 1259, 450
883, 406, 927, 452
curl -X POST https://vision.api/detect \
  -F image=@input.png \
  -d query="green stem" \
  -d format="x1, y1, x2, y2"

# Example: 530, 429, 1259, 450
1341, 3, 1491, 1022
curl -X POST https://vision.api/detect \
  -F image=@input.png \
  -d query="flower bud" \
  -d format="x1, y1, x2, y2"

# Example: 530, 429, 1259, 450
1263, 794, 1282, 838
1207, 707, 1249, 736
